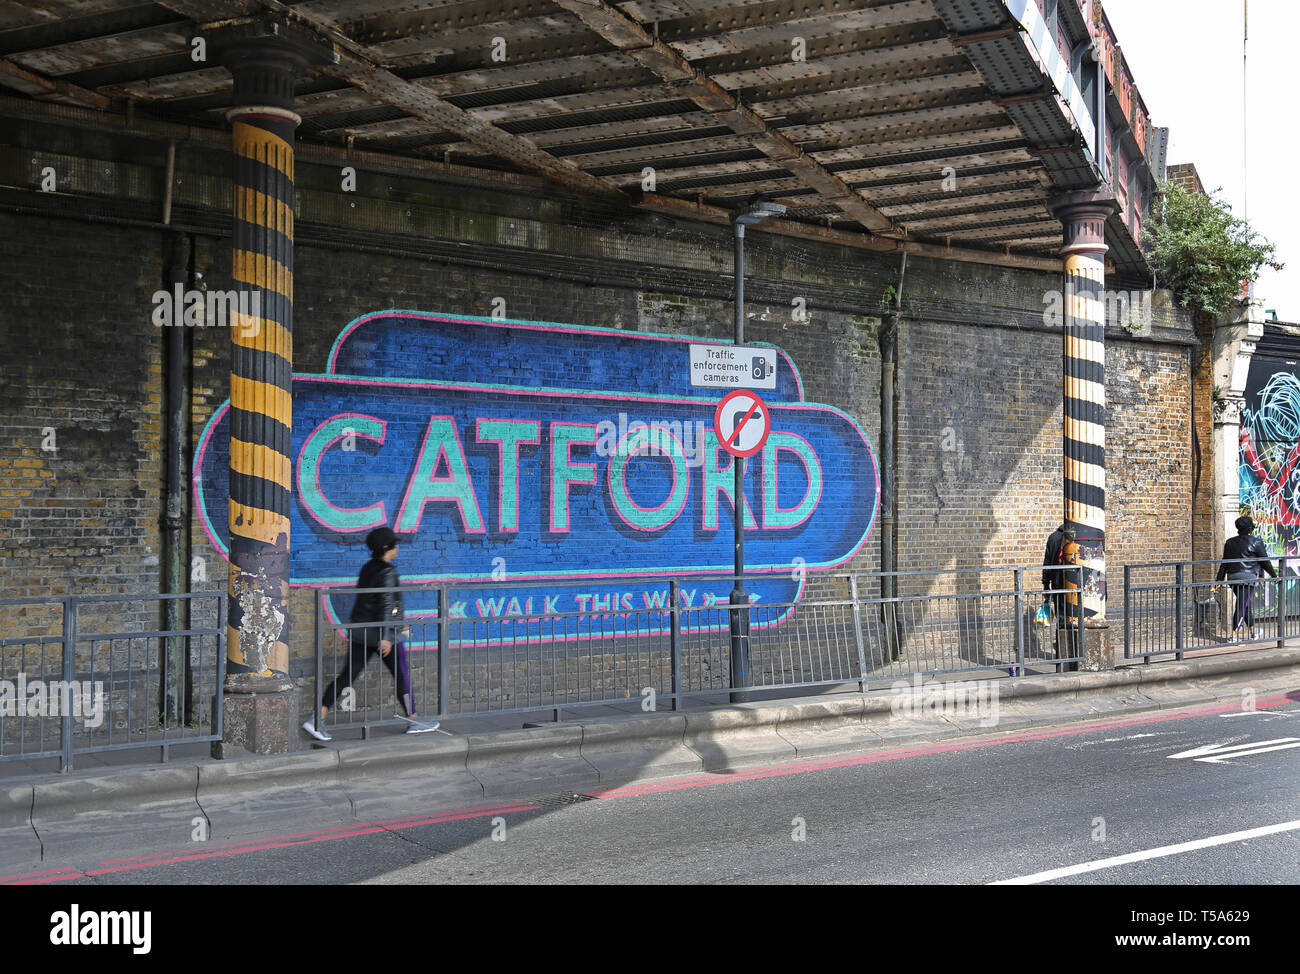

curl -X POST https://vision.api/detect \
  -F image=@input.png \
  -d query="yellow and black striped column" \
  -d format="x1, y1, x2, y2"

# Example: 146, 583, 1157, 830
219, 39, 313, 679
1050, 192, 1117, 626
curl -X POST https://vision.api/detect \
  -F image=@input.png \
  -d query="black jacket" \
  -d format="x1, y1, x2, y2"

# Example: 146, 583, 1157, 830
349, 558, 403, 636
1216, 534, 1276, 582
1043, 526, 1066, 590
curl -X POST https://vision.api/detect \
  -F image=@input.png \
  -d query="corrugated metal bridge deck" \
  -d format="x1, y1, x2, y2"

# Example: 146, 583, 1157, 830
0, 0, 1154, 280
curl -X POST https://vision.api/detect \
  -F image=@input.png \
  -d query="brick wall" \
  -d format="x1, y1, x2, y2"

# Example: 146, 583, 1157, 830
185, 231, 885, 665
0, 212, 166, 640
1167, 163, 1206, 197
1, 120, 1198, 677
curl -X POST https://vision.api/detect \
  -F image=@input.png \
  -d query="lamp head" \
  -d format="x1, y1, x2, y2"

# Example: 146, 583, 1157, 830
733, 201, 787, 226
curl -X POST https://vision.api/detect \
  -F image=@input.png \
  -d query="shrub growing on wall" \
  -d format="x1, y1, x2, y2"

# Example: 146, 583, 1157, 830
1144, 179, 1283, 317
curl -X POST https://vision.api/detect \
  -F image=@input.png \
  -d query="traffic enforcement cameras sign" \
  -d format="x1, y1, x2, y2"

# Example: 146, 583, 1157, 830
689, 343, 777, 390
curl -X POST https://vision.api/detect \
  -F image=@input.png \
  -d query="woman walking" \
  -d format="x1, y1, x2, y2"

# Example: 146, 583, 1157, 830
1215, 516, 1277, 642
303, 527, 439, 740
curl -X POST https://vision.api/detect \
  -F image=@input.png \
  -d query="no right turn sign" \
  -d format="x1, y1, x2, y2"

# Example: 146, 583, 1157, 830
714, 390, 771, 458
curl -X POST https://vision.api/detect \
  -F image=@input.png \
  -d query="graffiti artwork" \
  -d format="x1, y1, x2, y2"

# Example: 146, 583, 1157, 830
194, 311, 880, 645
1240, 367, 1300, 558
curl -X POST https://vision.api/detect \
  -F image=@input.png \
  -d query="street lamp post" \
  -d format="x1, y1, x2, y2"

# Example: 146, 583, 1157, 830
729, 201, 785, 704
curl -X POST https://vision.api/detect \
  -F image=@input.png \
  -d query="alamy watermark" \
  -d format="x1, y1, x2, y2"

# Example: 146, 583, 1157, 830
889, 674, 999, 727
0, 674, 104, 728
50, 904, 150, 954
151, 284, 261, 336
1042, 287, 1151, 330
595, 413, 708, 468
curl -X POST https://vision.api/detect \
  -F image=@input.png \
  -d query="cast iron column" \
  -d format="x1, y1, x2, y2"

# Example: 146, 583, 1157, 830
1049, 190, 1117, 660
223, 40, 304, 680
211, 25, 328, 753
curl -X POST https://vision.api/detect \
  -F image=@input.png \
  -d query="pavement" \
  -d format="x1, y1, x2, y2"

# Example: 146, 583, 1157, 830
0, 645, 1297, 877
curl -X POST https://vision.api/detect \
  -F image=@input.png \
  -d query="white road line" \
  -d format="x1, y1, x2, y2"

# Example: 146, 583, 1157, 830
990, 819, 1300, 885
1168, 738, 1300, 762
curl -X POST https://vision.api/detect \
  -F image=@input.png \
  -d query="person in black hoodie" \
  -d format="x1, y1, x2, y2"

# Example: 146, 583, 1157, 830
303, 527, 438, 740
1215, 515, 1277, 642
1042, 523, 1068, 631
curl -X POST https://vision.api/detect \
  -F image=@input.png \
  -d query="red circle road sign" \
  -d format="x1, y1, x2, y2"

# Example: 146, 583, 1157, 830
714, 390, 771, 458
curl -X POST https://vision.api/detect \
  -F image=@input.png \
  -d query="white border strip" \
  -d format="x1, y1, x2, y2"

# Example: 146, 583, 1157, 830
1003, 0, 1097, 158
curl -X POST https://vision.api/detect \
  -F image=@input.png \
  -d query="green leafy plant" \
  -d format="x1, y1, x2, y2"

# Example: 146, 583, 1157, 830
1144, 179, 1283, 317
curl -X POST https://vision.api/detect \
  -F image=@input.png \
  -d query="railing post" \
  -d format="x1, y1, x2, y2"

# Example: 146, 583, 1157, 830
1068, 564, 1083, 671
313, 590, 324, 736
1174, 562, 1185, 661
849, 575, 868, 690
60, 597, 77, 773
1278, 555, 1288, 648
438, 586, 450, 718
669, 579, 682, 711
1124, 564, 1132, 661
1076, 604, 1085, 670
215, 591, 226, 741
1013, 569, 1024, 676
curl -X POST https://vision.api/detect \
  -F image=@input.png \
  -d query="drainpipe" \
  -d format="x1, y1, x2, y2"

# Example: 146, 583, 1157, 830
880, 252, 906, 660
160, 140, 192, 724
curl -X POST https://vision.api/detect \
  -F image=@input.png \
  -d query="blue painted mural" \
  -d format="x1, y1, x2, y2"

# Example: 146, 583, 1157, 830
194, 311, 879, 645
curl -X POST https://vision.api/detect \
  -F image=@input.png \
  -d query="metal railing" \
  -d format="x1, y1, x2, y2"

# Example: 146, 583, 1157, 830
307, 565, 1085, 735
20, 555, 1285, 763
1123, 557, 1296, 660
0, 592, 225, 770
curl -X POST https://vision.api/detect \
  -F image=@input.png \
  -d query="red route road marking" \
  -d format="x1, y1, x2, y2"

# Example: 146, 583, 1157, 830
93, 801, 533, 867
2, 690, 1294, 883
0, 803, 539, 884
0, 866, 79, 882
725, 398, 761, 448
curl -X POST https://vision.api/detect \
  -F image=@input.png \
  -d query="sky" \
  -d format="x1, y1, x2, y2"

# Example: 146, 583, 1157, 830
1101, 0, 1299, 320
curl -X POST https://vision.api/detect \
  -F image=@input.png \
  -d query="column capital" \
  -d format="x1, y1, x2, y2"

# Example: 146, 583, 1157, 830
210, 19, 334, 113
1213, 396, 1245, 426
1047, 189, 1118, 256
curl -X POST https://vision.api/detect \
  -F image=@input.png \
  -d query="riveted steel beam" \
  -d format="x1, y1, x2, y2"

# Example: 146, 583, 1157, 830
342, 0, 560, 45
0, 57, 111, 108
550, 0, 899, 234
156, 0, 623, 199
948, 25, 1020, 47
634, 191, 1064, 271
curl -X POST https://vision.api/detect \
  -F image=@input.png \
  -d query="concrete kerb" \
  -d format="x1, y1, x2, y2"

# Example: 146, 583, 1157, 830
576, 712, 700, 786
336, 734, 484, 814
464, 723, 598, 797
31, 765, 198, 820
769, 695, 880, 759
1136, 646, 1300, 682
0, 784, 36, 830
19, 765, 204, 867
336, 733, 469, 779
197, 749, 353, 841
680, 703, 799, 771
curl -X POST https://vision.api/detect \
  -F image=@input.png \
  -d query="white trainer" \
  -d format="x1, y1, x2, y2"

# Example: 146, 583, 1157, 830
302, 719, 332, 742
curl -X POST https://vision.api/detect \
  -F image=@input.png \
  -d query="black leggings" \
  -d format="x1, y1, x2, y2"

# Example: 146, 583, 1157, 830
1231, 582, 1257, 631
321, 627, 411, 714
